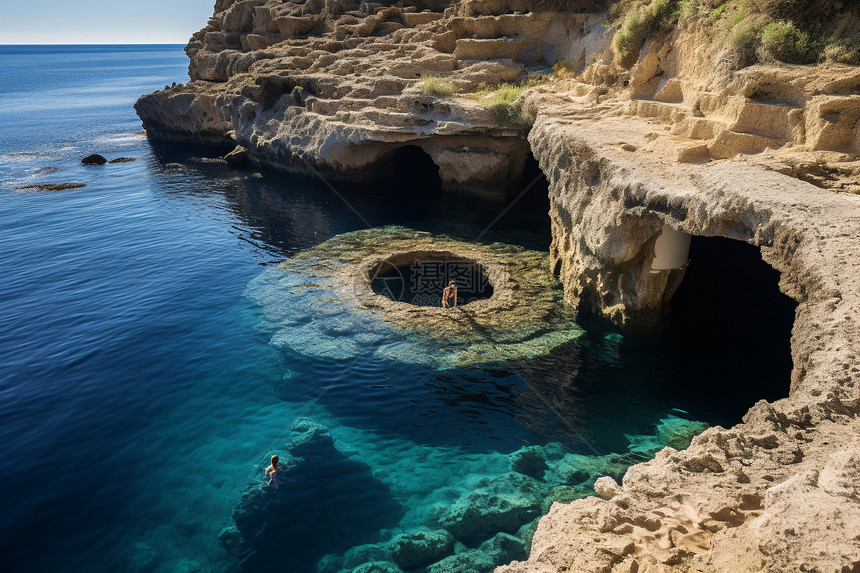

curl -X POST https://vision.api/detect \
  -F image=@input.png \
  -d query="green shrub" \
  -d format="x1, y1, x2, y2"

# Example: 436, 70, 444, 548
679, 0, 699, 19
420, 75, 456, 97
489, 102, 525, 126
614, 0, 679, 66
474, 80, 542, 105
823, 40, 860, 65
724, 13, 768, 66
553, 59, 578, 78
471, 80, 542, 126
709, 2, 727, 19
759, 20, 818, 64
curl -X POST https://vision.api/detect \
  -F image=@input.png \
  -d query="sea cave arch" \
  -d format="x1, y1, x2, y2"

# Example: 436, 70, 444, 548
382, 144, 444, 192
658, 234, 797, 420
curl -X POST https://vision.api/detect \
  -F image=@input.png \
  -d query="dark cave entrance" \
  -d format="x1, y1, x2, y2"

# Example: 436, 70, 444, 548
387, 145, 443, 192
661, 236, 797, 411
371, 256, 494, 306
579, 235, 798, 442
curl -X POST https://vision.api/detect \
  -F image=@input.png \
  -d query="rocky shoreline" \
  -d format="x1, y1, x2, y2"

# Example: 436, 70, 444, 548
136, 1, 860, 571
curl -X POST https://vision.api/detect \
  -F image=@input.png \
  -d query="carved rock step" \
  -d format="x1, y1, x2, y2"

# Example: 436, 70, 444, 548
671, 116, 726, 141
454, 37, 520, 61
627, 99, 690, 124
449, 13, 533, 39
731, 100, 802, 141
403, 12, 444, 27
708, 130, 787, 160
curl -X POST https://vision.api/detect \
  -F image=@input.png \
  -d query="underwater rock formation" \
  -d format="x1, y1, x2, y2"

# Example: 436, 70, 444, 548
388, 529, 454, 569
439, 472, 544, 541
246, 226, 584, 368
225, 418, 404, 571
224, 414, 705, 573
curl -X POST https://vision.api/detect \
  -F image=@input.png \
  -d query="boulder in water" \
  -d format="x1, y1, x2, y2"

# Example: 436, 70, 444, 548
388, 529, 454, 569
479, 532, 527, 564
342, 543, 391, 570
353, 562, 403, 573
509, 446, 548, 479
541, 485, 588, 514
81, 153, 107, 165
439, 472, 544, 542
224, 145, 250, 168
16, 183, 86, 191
425, 549, 496, 573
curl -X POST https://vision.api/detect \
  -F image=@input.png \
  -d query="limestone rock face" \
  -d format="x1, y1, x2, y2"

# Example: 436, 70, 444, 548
495, 79, 860, 573
700, 447, 860, 573
133, 82, 232, 145
136, 0, 601, 196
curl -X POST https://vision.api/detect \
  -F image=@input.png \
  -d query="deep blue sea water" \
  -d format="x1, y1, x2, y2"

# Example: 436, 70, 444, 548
0, 45, 793, 573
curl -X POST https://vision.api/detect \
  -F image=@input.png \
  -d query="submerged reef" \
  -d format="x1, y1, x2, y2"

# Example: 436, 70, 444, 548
221, 414, 708, 573
246, 226, 583, 368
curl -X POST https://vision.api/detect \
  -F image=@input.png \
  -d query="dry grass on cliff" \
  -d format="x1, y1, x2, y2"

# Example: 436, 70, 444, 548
471, 80, 543, 126
420, 75, 456, 97
607, 0, 860, 67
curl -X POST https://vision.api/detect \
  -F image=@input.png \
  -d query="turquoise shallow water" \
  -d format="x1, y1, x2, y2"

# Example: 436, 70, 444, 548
0, 45, 793, 573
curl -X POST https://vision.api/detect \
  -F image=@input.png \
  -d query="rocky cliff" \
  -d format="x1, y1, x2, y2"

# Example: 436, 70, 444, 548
136, 1, 860, 571
136, 0, 601, 196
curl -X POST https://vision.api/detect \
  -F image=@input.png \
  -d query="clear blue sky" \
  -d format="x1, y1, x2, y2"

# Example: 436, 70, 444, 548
0, 0, 216, 44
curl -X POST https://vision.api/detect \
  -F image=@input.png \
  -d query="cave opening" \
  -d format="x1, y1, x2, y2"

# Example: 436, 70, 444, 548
371, 256, 494, 307
580, 235, 798, 441
662, 236, 797, 410
387, 145, 443, 193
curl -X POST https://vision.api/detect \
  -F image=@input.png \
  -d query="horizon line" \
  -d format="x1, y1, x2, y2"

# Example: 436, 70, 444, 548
0, 42, 187, 46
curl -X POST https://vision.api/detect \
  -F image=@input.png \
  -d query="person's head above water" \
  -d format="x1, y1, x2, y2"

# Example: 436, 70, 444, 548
271, 454, 279, 467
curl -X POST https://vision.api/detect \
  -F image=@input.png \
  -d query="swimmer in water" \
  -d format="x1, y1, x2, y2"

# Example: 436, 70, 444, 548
265, 454, 280, 489
441, 280, 457, 308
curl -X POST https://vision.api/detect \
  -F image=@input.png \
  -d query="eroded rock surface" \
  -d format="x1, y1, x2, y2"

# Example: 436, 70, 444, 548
495, 36, 860, 573
135, 0, 597, 195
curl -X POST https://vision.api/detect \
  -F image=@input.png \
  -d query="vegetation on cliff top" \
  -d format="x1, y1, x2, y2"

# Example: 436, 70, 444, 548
609, 0, 860, 67
420, 74, 456, 97
420, 75, 541, 127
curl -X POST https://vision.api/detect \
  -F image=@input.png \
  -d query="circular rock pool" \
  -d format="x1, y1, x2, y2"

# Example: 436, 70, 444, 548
246, 226, 584, 368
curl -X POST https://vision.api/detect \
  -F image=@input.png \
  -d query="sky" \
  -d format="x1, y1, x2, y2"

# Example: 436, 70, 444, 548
0, 0, 216, 44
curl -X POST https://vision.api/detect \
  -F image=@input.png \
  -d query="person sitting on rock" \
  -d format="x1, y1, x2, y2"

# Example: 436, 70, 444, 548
442, 280, 458, 308
265, 455, 280, 489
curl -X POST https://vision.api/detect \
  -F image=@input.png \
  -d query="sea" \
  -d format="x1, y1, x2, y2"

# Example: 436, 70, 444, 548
0, 45, 794, 573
